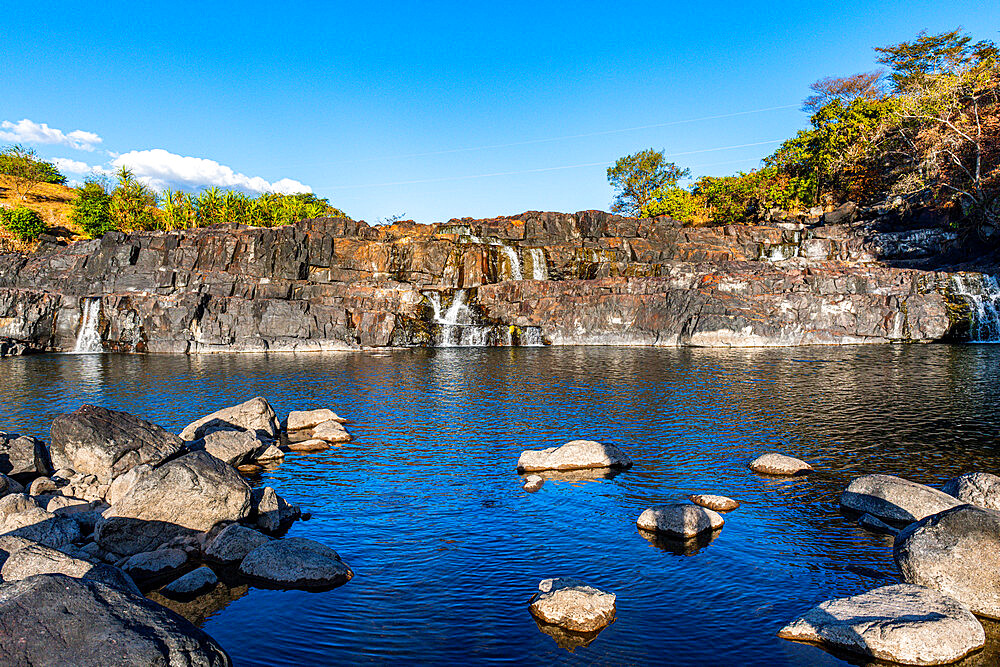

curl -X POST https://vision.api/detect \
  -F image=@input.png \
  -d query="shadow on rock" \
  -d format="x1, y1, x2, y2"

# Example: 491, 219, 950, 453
638, 527, 720, 556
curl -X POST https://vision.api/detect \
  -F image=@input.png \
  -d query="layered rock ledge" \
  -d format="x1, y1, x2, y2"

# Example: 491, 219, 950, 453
0, 211, 987, 353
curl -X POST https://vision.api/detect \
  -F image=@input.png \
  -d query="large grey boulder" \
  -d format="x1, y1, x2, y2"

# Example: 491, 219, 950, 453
188, 428, 267, 466
528, 578, 616, 634
894, 504, 1000, 619
0, 432, 50, 479
97, 451, 251, 556
517, 440, 632, 472
749, 452, 812, 476
104, 464, 152, 506
0, 542, 139, 595
239, 537, 353, 588
49, 405, 183, 484
0, 494, 81, 548
942, 472, 1000, 511
0, 574, 232, 666
180, 397, 279, 442
204, 523, 271, 564
636, 503, 724, 538
778, 583, 984, 665
840, 474, 963, 524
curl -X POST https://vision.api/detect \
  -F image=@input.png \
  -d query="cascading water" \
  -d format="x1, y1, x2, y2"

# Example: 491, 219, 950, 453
528, 248, 548, 280
520, 327, 543, 346
500, 246, 523, 281
73, 298, 103, 353
422, 291, 545, 347
952, 274, 1000, 342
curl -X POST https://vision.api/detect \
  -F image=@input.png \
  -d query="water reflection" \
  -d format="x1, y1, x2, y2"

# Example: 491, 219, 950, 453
638, 527, 721, 556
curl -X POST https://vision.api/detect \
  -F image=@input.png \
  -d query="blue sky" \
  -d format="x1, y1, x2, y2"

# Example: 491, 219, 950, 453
3, 1, 998, 222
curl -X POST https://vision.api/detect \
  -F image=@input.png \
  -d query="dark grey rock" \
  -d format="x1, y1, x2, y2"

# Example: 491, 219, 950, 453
0, 432, 50, 480
49, 405, 183, 484
0, 574, 232, 666
188, 428, 267, 466
160, 566, 217, 598
122, 548, 188, 582
204, 523, 271, 564
239, 537, 353, 588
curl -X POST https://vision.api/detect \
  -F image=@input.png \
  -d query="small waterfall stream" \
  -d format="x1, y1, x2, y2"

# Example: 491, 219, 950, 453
500, 246, 523, 281
952, 275, 1000, 342
528, 248, 548, 280
423, 290, 545, 347
73, 298, 103, 353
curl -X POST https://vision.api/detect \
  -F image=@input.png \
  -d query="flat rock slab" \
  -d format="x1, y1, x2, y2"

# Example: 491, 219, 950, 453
749, 452, 812, 476
778, 583, 985, 665
636, 503, 724, 538
181, 397, 279, 442
286, 439, 332, 453
49, 405, 183, 484
689, 494, 739, 512
0, 574, 232, 666
529, 578, 616, 634
840, 474, 963, 524
895, 504, 1000, 619
943, 472, 1000, 511
239, 537, 353, 589
517, 440, 632, 472
287, 409, 347, 431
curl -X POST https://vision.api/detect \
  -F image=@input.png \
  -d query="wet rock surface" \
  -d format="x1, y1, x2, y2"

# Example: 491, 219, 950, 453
778, 583, 985, 665
205, 523, 272, 564
517, 440, 632, 472
895, 505, 1000, 619
840, 474, 963, 524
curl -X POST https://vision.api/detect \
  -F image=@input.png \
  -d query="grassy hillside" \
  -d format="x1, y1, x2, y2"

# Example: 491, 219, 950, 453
0, 175, 82, 249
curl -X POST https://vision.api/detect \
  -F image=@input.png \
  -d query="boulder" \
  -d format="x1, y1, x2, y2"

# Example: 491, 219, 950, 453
252, 486, 300, 532
778, 583, 985, 665
0, 432, 50, 479
0, 574, 232, 666
104, 463, 152, 506
840, 474, 963, 524
894, 505, 1000, 618
256, 444, 285, 462
160, 566, 217, 598
189, 428, 267, 466
311, 421, 351, 444
0, 542, 139, 594
239, 537, 353, 588
636, 503, 724, 538
0, 535, 36, 568
689, 494, 739, 512
858, 513, 899, 535
517, 440, 632, 472
49, 405, 183, 484
749, 452, 812, 476
122, 548, 188, 582
942, 472, 1000, 511
0, 473, 24, 497
0, 494, 81, 548
522, 475, 544, 492
27, 476, 57, 496
180, 397, 279, 442
204, 523, 272, 564
285, 439, 331, 452
528, 578, 616, 634
286, 408, 347, 431
97, 451, 251, 556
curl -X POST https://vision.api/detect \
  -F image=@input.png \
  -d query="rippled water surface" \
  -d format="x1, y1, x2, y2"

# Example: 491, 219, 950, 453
2, 345, 1000, 666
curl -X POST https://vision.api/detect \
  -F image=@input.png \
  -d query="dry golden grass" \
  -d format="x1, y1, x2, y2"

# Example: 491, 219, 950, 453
0, 174, 83, 250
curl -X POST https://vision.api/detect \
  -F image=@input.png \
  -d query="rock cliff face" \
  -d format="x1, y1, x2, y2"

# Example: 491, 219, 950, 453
0, 211, 989, 353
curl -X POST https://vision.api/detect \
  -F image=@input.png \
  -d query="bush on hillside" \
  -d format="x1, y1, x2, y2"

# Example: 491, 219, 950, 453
0, 206, 47, 241
71, 179, 114, 238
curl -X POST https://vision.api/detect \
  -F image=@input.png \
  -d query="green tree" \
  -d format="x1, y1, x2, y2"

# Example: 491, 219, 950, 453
875, 29, 998, 92
109, 167, 157, 231
0, 206, 47, 241
71, 179, 114, 238
607, 149, 690, 217
641, 186, 700, 222
0, 144, 66, 200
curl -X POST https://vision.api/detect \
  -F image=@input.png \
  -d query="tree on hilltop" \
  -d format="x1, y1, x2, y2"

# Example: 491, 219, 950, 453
607, 149, 690, 217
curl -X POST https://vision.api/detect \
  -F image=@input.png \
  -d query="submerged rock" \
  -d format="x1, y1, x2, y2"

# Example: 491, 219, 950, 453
239, 537, 353, 588
180, 397, 280, 442
517, 440, 632, 472
97, 451, 251, 556
778, 583, 985, 665
840, 474, 963, 524
894, 504, 1000, 619
49, 405, 183, 484
749, 453, 812, 476
205, 523, 272, 564
285, 439, 332, 452
286, 408, 347, 432
689, 494, 739, 512
529, 578, 616, 634
160, 566, 218, 598
0, 574, 232, 666
858, 513, 899, 535
942, 472, 1000, 511
636, 503, 724, 538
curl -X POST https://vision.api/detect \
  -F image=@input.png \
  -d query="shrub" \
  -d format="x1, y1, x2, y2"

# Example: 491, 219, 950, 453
642, 186, 701, 223
71, 180, 114, 238
0, 206, 47, 241
109, 167, 157, 232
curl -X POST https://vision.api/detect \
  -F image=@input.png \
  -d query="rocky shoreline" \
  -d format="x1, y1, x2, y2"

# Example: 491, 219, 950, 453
0, 209, 995, 355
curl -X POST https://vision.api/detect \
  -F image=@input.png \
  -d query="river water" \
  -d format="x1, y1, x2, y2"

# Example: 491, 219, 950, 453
2, 345, 999, 666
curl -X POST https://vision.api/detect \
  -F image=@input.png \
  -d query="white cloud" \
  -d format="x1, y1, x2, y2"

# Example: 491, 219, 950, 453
51, 157, 99, 175
111, 148, 312, 194
0, 119, 103, 151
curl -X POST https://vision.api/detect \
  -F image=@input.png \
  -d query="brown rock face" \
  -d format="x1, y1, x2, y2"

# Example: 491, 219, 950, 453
0, 211, 979, 352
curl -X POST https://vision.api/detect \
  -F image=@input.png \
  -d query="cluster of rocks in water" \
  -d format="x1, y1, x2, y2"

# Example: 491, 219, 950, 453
516, 441, 1000, 665
0, 397, 354, 666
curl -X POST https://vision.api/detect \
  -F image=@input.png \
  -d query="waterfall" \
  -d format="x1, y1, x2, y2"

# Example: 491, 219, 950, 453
529, 248, 548, 280
424, 290, 486, 347
952, 275, 1000, 342
500, 246, 523, 280
73, 298, 103, 353
521, 327, 543, 346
